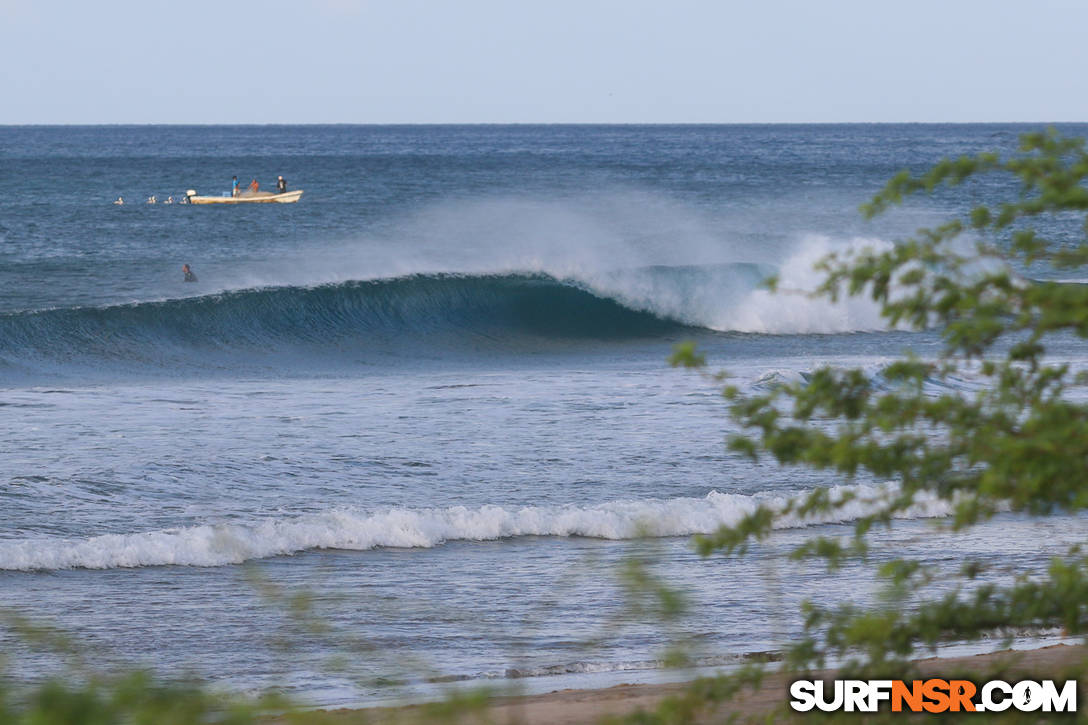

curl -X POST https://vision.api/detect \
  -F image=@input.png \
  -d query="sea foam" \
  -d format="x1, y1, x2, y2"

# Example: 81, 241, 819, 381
0, 484, 950, 571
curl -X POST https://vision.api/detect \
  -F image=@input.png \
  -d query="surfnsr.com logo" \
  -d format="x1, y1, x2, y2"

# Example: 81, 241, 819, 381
789, 679, 1078, 713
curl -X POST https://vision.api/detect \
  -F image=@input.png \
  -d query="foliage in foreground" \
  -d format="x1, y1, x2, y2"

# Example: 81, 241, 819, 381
647, 131, 1088, 722
8, 131, 1088, 724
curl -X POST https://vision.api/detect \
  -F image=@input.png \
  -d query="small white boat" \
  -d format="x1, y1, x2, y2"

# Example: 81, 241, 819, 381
185, 189, 304, 205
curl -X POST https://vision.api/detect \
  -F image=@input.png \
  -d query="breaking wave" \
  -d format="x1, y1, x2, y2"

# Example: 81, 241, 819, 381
0, 240, 892, 376
0, 483, 950, 571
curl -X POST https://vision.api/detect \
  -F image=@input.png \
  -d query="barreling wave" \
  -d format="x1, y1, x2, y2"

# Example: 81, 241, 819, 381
0, 242, 896, 376
0, 272, 702, 374
0, 483, 950, 571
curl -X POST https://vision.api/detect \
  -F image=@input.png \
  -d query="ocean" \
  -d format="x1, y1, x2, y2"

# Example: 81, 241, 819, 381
2, 124, 1084, 706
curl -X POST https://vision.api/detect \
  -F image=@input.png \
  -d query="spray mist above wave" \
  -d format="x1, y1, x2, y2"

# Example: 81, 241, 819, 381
0, 483, 950, 571
203, 190, 896, 335
185, 226, 895, 336
249, 228, 895, 335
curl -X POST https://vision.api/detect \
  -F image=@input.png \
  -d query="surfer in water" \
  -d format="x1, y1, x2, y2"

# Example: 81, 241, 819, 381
182, 264, 197, 283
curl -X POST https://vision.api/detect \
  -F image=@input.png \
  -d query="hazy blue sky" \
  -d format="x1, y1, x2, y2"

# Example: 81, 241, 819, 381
2, 0, 1087, 123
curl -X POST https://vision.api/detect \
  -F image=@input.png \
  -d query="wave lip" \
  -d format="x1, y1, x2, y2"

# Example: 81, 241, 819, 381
0, 484, 950, 571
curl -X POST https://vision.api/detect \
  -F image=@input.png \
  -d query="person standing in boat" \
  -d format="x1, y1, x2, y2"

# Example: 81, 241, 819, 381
231, 176, 239, 198
276, 175, 287, 194
248, 178, 259, 193
182, 264, 197, 283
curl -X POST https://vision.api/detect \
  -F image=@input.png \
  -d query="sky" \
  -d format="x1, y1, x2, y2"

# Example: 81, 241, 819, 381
2, 0, 1087, 124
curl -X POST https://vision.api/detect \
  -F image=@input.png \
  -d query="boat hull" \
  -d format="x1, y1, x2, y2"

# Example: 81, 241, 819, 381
186, 190, 303, 205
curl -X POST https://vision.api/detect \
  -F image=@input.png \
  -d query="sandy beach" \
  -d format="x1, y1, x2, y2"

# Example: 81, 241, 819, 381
303, 643, 1087, 724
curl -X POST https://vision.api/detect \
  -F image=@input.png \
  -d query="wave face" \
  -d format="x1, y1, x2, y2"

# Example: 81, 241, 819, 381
0, 484, 950, 571
0, 272, 693, 369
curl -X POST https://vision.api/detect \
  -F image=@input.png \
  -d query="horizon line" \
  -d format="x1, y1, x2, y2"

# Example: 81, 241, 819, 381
2, 120, 1086, 128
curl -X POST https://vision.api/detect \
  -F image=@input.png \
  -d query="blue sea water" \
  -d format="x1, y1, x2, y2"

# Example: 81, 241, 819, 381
2, 124, 1085, 706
